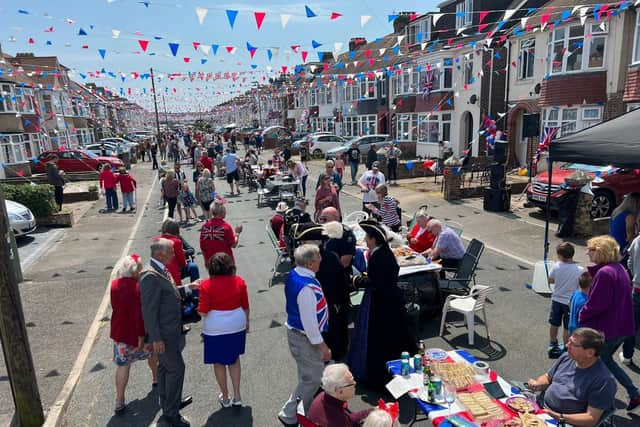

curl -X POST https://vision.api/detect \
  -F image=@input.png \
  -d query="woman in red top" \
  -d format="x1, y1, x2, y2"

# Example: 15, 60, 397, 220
110, 254, 158, 414
199, 201, 243, 265
407, 210, 436, 254
198, 253, 250, 408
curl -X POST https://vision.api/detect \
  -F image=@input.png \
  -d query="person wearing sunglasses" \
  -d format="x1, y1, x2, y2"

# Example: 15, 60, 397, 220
308, 363, 372, 427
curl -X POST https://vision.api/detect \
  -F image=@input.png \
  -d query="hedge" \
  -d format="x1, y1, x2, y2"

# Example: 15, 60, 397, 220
1, 183, 57, 217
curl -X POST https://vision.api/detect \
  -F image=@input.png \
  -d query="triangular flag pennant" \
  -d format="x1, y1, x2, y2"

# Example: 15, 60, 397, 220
28, 37, 35, 44
168, 42, 179, 56
201, 58, 207, 64
183, 57, 190, 63
78, 28, 88, 36
330, 12, 342, 20
267, 49, 273, 61
361, 15, 372, 27
540, 13, 550, 30
521, 17, 529, 29
388, 14, 398, 22
211, 44, 219, 55
334, 42, 343, 52
312, 40, 322, 49
432, 13, 444, 26
255, 12, 266, 29
379, 48, 386, 56
247, 42, 258, 58
226, 46, 236, 54
138, 40, 149, 52
291, 45, 301, 53
580, 14, 588, 26
479, 10, 489, 23
397, 35, 405, 45
478, 23, 489, 33
271, 47, 279, 59
250, 64, 258, 69
112, 29, 120, 38
504, 9, 516, 21
195, 7, 208, 25
98, 49, 106, 59
281, 66, 288, 74
193, 41, 200, 51
281, 14, 291, 29
318, 52, 324, 62
226, 10, 238, 29
301, 51, 308, 62
200, 44, 210, 56
305, 6, 316, 18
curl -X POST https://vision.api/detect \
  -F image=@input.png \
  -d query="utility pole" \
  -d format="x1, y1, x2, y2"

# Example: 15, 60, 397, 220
0, 186, 44, 426
150, 68, 162, 137
252, 82, 262, 128
161, 92, 170, 129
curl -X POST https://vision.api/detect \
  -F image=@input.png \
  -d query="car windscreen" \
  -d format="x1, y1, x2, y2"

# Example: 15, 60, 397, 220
561, 163, 608, 172
83, 151, 99, 159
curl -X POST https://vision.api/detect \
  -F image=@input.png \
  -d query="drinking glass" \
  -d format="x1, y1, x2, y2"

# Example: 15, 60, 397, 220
444, 383, 457, 415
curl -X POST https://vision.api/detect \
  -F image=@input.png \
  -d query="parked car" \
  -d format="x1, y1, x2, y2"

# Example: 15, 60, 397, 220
34, 149, 123, 173
100, 137, 139, 150
6, 200, 36, 237
325, 134, 391, 160
527, 163, 640, 218
299, 134, 348, 158
85, 143, 118, 157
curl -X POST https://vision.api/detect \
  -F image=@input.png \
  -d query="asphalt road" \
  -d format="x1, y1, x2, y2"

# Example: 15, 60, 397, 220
60, 159, 640, 427
2, 154, 639, 426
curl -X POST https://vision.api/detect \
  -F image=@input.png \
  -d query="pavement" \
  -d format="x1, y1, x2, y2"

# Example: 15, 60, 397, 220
1, 150, 639, 426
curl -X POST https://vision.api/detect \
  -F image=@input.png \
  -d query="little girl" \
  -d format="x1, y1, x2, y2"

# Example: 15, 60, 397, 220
179, 182, 199, 222
117, 168, 137, 213
335, 153, 345, 179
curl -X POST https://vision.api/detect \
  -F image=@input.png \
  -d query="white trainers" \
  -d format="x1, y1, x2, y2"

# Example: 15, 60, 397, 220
232, 397, 242, 407
218, 393, 232, 408
619, 351, 633, 365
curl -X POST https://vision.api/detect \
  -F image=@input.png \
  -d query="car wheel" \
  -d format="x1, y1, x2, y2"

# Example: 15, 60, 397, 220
312, 149, 323, 158
590, 190, 615, 218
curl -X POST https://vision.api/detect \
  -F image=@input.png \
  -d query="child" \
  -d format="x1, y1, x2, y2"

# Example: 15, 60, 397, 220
117, 168, 137, 213
548, 242, 585, 358
99, 163, 119, 212
568, 271, 591, 335
180, 182, 199, 222
335, 153, 345, 179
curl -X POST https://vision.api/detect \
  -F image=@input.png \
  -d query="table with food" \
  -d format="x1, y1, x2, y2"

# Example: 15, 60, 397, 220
386, 349, 556, 427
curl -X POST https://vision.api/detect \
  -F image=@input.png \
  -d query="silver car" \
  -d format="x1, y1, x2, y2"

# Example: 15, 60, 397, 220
6, 200, 36, 237
325, 134, 391, 160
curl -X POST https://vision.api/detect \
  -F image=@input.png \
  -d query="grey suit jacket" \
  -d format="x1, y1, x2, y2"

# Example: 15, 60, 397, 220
139, 260, 185, 350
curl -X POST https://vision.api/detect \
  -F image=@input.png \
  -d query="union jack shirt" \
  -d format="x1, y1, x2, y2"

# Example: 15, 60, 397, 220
199, 218, 236, 264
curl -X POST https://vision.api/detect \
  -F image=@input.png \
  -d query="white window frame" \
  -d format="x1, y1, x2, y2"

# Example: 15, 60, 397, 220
542, 105, 603, 137
309, 89, 318, 106
359, 79, 377, 99
380, 78, 387, 98
416, 112, 452, 144
518, 38, 535, 80
0, 133, 38, 163
547, 22, 608, 75
0, 84, 16, 113
456, 0, 473, 28
634, 13, 640, 64
396, 113, 418, 141
464, 53, 474, 85
406, 18, 431, 45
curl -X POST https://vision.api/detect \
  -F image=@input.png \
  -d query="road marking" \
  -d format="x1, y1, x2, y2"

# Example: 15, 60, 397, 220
20, 229, 65, 272
43, 175, 158, 427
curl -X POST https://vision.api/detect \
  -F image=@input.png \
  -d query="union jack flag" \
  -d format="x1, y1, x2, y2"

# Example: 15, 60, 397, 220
308, 281, 329, 332
422, 68, 435, 99
538, 126, 558, 153
200, 224, 227, 241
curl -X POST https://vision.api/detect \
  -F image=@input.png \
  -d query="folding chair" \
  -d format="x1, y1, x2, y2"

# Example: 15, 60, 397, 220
439, 284, 492, 345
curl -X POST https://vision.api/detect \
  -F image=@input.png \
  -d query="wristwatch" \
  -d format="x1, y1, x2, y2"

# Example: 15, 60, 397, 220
559, 413, 565, 425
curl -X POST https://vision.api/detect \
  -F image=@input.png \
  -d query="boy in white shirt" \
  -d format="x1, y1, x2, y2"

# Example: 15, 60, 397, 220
548, 242, 585, 358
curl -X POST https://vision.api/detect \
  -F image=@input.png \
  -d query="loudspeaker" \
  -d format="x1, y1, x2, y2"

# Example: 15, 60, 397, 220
522, 113, 540, 138
490, 163, 506, 189
483, 188, 511, 212
493, 140, 507, 164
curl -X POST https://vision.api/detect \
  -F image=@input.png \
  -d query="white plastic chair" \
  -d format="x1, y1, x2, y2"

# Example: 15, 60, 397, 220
343, 210, 369, 224
439, 284, 492, 345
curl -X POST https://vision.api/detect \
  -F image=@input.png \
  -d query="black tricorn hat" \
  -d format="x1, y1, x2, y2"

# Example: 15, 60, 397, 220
292, 222, 343, 241
358, 219, 388, 243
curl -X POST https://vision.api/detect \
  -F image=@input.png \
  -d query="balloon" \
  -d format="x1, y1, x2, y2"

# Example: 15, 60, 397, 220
405, 161, 413, 170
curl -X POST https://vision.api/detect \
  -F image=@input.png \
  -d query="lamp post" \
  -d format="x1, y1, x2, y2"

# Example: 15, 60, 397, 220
252, 81, 262, 128
149, 68, 161, 139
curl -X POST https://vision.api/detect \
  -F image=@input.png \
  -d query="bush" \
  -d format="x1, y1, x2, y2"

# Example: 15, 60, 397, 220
1, 183, 57, 217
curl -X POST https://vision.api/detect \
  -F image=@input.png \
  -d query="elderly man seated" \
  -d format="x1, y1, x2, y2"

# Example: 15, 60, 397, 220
423, 219, 465, 276
527, 328, 616, 427
308, 363, 372, 427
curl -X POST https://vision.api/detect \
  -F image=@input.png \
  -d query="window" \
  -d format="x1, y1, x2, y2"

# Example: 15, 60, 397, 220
0, 84, 16, 112
309, 89, 318, 106
518, 39, 535, 80
456, 0, 473, 28
0, 133, 37, 163
343, 114, 377, 137
634, 13, 640, 64
417, 113, 451, 144
406, 18, 431, 46
548, 22, 608, 75
397, 113, 418, 141
542, 105, 603, 137
464, 53, 474, 85
431, 59, 453, 91
380, 79, 387, 98
359, 79, 376, 99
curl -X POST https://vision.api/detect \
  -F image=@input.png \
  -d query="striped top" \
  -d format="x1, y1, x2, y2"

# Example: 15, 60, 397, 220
379, 195, 400, 227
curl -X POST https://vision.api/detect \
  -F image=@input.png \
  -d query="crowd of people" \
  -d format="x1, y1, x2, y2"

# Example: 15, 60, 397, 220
105, 129, 640, 427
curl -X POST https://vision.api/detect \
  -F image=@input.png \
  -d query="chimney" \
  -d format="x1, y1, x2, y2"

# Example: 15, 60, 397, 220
393, 11, 416, 34
348, 37, 367, 52
16, 52, 35, 57
319, 51, 334, 62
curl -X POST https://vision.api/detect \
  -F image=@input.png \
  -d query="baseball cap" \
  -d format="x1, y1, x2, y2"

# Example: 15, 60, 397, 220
372, 161, 380, 169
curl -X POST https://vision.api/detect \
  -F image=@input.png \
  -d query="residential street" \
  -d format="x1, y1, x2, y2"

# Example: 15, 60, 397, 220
2, 154, 639, 426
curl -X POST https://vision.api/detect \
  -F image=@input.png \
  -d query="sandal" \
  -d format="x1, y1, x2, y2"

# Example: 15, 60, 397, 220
114, 400, 126, 415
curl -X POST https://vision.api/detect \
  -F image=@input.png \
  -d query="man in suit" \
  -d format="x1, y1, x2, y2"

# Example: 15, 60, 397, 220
140, 238, 193, 427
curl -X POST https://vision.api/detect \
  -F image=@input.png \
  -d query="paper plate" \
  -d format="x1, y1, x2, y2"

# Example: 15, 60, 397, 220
426, 348, 447, 360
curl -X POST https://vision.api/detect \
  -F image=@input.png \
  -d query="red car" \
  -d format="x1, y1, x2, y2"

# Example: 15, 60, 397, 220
527, 163, 640, 218
35, 149, 123, 173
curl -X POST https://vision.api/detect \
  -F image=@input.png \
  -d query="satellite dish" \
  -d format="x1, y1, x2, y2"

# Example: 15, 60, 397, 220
534, 83, 541, 94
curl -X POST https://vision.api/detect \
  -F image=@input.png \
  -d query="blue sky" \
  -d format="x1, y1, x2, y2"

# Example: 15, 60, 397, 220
0, 0, 440, 111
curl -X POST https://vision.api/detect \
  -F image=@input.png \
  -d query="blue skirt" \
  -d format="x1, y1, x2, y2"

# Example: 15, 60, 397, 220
203, 331, 246, 365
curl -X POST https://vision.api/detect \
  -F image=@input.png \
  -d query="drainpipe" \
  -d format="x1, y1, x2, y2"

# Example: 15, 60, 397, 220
504, 39, 512, 166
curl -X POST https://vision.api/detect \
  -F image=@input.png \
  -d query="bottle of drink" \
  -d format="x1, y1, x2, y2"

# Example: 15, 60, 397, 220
428, 380, 436, 403
418, 340, 425, 357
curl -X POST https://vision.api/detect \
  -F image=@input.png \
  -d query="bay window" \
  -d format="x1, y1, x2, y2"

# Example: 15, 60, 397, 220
542, 105, 603, 137
344, 84, 360, 102
0, 84, 16, 112
548, 22, 607, 75
417, 113, 451, 144
397, 113, 418, 141
343, 115, 377, 137
309, 89, 318, 106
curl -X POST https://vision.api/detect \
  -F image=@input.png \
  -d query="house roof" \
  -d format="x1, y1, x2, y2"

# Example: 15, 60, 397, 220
524, 0, 604, 29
